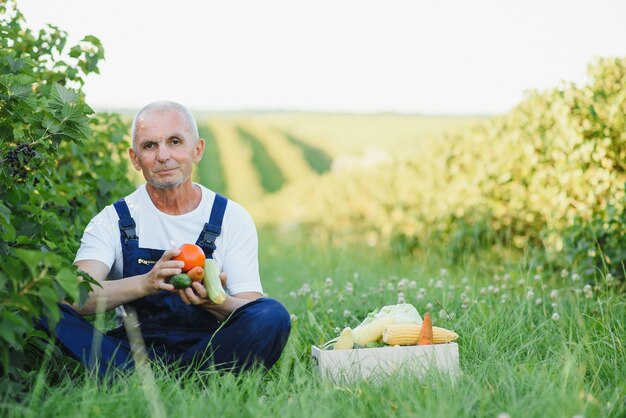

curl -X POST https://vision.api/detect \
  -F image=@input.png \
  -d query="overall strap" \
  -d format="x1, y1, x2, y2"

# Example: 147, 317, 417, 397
196, 193, 228, 257
113, 199, 139, 249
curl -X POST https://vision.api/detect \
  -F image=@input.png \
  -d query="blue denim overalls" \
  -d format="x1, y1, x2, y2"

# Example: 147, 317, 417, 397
38, 193, 291, 378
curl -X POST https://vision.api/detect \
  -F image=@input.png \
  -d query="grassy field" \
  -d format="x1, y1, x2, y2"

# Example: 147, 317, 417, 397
4, 110, 623, 417
3, 229, 624, 418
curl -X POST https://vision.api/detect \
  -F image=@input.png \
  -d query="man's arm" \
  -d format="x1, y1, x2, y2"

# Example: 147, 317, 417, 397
73, 248, 185, 315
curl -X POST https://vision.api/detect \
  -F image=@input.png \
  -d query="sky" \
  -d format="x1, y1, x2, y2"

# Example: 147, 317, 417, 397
16, 0, 626, 115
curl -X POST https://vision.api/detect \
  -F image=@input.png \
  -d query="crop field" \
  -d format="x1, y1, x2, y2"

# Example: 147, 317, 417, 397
194, 113, 480, 210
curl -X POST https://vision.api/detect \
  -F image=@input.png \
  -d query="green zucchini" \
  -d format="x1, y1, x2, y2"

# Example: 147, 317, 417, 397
203, 259, 226, 304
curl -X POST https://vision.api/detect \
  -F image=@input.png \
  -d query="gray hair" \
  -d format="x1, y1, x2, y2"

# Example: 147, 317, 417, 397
131, 100, 199, 149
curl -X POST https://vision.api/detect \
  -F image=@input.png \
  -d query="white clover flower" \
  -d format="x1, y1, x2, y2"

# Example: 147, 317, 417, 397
480, 287, 487, 295
360, 292, 368, 299
497, 412, 511, 418
492, 286, 500, 294
290, 314, 298, 322
416, 293, 424, 301
550, 289, 558, 300
419, 287, 427, 295
440, 268, 448, 278
353, 272, 359, 280
435, 279, 444, 288
526, 290, 535, 300
493, 274, 500, 282
500, 294, 508, 302
311, 291, 320, 301
487, 285, 494, 293
461, 303, 468, 310
534, 274, 542, 282
551, 302, 558, 309
345, 282, 354, 293
605, 273, 614, 283
503, 273, 511, 282
428, 278, 435, 286
397, 292, 406, 304
517, 279, 525, 287
326, 308, 334, 314
289, 291, 297, 298
409, 280, 417, 289
560, 269, 569, 278
297, 283, 311, 296
343, 309, 351, 318
438, 309, 449, 319
323, 289, 332, 296
397, 278, 409, 291
324, 277, 333, 287
333, 327, 341, 333
572, 273, 580, 281
386, 282, 395, 291
535, 298, 543, 305
583, 284, 592, 292
461, 276, 469, 284
426, 302, 434, 310
551, 312, 560, 321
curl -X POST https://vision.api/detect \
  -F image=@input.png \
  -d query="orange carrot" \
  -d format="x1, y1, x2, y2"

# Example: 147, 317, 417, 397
418, 312, 434, 345
187, 265, 205, 283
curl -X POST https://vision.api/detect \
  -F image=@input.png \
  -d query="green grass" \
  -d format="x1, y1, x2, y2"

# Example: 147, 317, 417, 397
236, 127, 285, 193
283, 132, 333, 175
196, 125, 227, 194
2, 229, 624, 418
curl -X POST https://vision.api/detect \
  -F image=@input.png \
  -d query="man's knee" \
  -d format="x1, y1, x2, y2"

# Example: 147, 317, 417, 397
248, 298, 291, 339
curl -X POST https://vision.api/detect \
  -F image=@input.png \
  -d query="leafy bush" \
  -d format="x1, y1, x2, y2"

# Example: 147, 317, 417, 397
251, 57, 626, 268
557, 187, 626, 282
0, 1, 135, 374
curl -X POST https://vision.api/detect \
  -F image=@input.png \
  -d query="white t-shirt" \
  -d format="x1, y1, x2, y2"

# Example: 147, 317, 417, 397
75, 183, 263, 296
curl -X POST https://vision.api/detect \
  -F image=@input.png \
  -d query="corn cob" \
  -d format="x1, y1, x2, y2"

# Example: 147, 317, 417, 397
333, 327, 354, 350
383, 323, 459, 345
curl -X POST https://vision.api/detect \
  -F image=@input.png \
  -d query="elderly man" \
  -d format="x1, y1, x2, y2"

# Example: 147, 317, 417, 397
38, 101, 291, 377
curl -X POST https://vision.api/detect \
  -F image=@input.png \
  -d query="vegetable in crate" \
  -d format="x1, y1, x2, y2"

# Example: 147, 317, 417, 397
418, 312, 433, 345
383, 323, 459, 345
333, 327, 354, 350
353, 316, 394, 345
203, 259, 226, 304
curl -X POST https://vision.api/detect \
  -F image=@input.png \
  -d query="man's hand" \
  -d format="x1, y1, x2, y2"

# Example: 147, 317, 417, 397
178, 272, 227, 306
143, 248, 185, 294
177, 272, 262, 321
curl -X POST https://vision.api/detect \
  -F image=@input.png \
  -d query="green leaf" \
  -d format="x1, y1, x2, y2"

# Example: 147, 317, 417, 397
50, 83, 77, 105
55, 267, 79, 301
69, 44, 82, 58
7, 83, 31, 99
